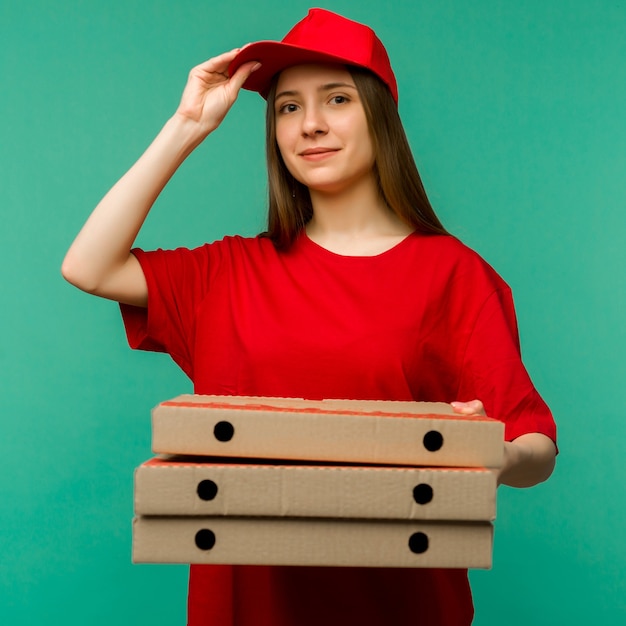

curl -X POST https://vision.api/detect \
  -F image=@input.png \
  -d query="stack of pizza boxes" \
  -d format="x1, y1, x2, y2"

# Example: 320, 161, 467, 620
132, 395, 502, 568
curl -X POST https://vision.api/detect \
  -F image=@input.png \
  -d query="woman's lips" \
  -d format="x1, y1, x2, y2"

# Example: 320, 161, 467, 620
299, 147, 339, 161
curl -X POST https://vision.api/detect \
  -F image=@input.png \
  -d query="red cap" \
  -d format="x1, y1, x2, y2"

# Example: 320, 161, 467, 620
228, 8, 398, 104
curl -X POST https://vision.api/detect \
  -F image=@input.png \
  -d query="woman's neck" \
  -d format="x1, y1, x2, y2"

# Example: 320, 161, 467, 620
306, 177, 414, 256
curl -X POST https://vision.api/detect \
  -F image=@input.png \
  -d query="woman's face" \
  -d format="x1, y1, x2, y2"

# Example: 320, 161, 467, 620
274, 64, 376, 195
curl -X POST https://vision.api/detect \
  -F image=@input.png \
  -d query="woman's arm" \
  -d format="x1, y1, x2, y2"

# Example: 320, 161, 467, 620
452, 400, 556, 488
499, 432, 556, 487
61, 49, 260, 307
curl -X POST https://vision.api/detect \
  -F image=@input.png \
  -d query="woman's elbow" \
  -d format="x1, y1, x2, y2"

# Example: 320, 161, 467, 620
61, 253, 97, 293
499, 434, 557, 488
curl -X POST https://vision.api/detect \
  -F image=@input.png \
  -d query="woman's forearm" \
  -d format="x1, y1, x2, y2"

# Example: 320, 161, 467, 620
498, 433, 557, 488
61, 115, 205, 300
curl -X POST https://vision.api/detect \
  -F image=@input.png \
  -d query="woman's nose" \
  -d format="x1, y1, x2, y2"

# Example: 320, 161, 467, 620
301, 107, 328, 137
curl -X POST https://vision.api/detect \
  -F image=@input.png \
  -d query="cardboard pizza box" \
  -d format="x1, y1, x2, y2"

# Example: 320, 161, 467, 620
132, 516, 493, 569
134, 457, 496, 521
151, 395, 504, 467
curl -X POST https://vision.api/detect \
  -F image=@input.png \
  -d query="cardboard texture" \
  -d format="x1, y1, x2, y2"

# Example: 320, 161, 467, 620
151, 395, 504, 467
132, 516, 493, 568
134, 457, 497, 520
133, 395, 503, 569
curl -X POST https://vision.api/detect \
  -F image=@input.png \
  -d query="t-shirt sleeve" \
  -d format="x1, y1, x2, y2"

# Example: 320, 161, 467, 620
119, 245, 214, 380
458, 286, 557, 444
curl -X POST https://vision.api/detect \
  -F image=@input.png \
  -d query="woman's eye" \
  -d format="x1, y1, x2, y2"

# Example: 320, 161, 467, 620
330, 95, 349, 105
278, 103, 298, 114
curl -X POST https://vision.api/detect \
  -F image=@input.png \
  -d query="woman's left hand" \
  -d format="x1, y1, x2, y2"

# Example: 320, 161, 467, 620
497, 433, 557, 487
449, 399, 556, 487
450, 399, 486, 416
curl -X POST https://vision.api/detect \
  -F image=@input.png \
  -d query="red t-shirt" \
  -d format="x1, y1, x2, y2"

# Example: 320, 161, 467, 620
121, 231, 556, 626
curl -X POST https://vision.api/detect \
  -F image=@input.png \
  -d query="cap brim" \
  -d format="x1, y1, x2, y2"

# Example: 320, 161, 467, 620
228, 41, 360, 99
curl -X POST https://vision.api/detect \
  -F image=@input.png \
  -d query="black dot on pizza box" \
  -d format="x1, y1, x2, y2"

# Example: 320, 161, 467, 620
423, 430, 443, 452
195, 529, 216, 551
413, 483, 434, 505
213, 421, 234, 442
197, 479, 219, 501
408, 532, 429, 554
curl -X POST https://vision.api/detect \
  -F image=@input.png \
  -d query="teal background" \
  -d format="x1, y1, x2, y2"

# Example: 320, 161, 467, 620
1, 0, 624, 624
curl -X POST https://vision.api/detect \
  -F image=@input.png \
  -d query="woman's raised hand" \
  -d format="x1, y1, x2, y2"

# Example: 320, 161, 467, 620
175, 48, 260, 136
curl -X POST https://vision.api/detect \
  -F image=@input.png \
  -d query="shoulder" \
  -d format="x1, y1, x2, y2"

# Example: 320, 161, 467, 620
213, 234, 278, 255
135, 234, 276, 267
201, 234, 283, 269
406, 233, 509, 293
408, 232, 490, 263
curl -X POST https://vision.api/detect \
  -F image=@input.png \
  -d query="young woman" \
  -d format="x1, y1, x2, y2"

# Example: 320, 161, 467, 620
62, 9, 557, 626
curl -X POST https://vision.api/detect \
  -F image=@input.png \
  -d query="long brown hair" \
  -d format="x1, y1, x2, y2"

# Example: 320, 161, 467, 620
263, 66, 448, 249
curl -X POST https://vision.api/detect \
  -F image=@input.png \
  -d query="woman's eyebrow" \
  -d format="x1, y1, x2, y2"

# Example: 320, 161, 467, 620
318, 82, 357, 92
274, 89, 299, 100
275, 82, 357, 100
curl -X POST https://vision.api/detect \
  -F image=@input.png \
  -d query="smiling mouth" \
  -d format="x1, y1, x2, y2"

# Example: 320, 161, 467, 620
299, 148, 339, 160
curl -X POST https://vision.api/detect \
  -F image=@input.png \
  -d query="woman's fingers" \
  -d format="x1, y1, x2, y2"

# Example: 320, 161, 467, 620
194, 47, 247, 74
190, 48, 258, 89
187, 52, 237, 87
226, 60, 261, 93
176, 50, 260, 131
450, 399, 486, 416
